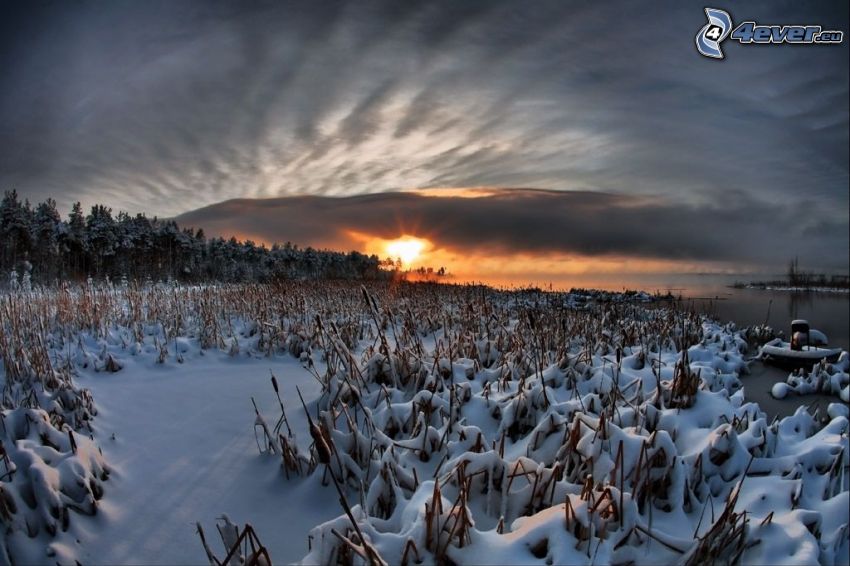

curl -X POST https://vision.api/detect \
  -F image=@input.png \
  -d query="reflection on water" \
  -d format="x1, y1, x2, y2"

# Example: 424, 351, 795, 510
788, 292, 813, 319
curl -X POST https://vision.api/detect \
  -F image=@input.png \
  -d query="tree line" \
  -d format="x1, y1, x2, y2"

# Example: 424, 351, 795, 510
0, 190, 385, 285
787, 256, 849, 289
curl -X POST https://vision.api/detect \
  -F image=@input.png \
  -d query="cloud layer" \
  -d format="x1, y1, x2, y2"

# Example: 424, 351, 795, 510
175, 189, 849, 271
1, 1, 847, 271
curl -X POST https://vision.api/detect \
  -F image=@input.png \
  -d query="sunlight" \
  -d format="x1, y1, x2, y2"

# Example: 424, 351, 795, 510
409, 187, 498, 199
385, 237, 426, 267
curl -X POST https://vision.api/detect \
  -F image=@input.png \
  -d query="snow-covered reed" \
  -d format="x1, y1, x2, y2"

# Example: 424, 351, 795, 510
0, 281, 846, 565
241, 284, 848, 565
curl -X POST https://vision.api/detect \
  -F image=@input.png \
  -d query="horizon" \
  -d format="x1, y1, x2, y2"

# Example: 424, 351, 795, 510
4, 187, 848, 292
2, 0, 848, 283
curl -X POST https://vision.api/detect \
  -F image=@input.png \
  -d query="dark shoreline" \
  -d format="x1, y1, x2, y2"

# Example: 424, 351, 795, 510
732, 279, 849, 292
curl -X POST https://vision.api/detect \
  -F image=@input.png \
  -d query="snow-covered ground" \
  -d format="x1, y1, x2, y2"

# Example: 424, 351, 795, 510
0, 282, 847, 565
72, 352, 335, 564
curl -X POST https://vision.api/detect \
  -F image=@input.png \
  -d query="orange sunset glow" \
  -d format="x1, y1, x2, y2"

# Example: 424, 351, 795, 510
340, 226, 747, 291
185, 220, 760, 292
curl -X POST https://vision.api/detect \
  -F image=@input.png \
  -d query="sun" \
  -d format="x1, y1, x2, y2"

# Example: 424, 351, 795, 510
385, 237, 426, 267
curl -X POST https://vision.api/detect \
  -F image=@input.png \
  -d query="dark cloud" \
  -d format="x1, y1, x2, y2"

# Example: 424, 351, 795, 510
175, 189, 850, 271
1, 0, 847, 271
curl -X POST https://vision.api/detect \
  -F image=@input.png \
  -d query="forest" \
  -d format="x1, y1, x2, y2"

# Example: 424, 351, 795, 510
0, 190, 385, 285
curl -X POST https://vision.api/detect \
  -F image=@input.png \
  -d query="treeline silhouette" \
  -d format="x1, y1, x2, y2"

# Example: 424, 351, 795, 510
0, 190, 384, 285
786, 257, 849, 289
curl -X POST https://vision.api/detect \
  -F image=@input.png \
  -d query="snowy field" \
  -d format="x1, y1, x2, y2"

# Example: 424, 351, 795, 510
0, 281, 848, 565
70, 352, 336, 564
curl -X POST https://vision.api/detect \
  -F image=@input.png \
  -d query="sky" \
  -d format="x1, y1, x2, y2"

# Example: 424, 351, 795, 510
1, 0, 848, 280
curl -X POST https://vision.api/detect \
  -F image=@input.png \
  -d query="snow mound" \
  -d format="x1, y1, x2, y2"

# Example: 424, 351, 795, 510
0, 408, 108, 563
776, 352, 850, 401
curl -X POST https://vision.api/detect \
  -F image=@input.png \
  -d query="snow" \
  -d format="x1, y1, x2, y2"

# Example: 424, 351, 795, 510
771, 352, 850, 402
761, 338, 842, 361
1, 281, 848, 565
70, 352, 337, 564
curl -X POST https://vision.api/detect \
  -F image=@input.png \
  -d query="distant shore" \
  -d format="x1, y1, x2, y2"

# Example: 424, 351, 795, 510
732, 278, 849, 293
